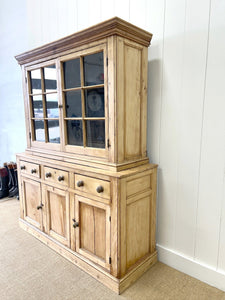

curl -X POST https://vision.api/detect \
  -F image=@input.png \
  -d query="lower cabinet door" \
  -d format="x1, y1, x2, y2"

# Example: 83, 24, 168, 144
72, 195, 111, 270
43, 185, 70, 247
22, 177, 42, 230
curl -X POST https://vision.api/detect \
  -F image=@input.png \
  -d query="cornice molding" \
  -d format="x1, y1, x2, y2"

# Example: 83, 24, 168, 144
15, 17, 153, 65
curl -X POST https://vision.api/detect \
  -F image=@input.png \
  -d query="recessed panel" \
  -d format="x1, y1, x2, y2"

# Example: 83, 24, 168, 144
49, 192, 66, 237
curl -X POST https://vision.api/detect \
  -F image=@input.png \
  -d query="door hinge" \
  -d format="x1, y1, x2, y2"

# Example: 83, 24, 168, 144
29, 132, 31, 140
109, 216, 111, 222
106, 57, 108, 66
107, 139, 110, 148
109, 257, 111, 264
25, 77, 27, 83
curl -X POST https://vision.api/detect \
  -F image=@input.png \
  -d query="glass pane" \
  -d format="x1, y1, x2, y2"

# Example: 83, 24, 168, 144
65, 90, 82, 118
30, 69, 42, 94
84, 52, 104, 86
33, 120, 45, 142
32, 95, 43, 118
85, 88, 104, 117
47, 120, 60, 143
44, 64, 57, 92
86, 120, 105, 148
46, 93, 59, 118
67, 120, 83, 146
63, 58, 81, 89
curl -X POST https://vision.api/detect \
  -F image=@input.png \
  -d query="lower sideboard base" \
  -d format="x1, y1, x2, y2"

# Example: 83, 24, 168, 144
19, 218, 157, 294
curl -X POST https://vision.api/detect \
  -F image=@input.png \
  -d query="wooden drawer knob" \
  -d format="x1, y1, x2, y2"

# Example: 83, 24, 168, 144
72, 218, 79, 228
37, 204, 43, 210
77, 180, 84, 187
20, 166, 26, 170
45, 172, 51, 178
31, 169, 36, 174
58, 175, 64, 182
96, 185, 104, 193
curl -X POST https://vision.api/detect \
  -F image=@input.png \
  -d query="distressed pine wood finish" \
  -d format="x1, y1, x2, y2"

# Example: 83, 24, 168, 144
15, 18, 157, 294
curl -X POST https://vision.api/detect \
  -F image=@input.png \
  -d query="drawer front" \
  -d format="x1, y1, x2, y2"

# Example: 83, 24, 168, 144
44, 167, 69, 187
75, 174, 110, 200
20, 161, 40, 178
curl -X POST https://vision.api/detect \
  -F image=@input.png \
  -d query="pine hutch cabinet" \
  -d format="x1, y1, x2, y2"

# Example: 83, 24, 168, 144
15, 17, 157, 294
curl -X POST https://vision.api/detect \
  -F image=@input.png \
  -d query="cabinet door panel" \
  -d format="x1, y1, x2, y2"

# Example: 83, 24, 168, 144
44, 185, 70, 247
22, 178, 42, 230
73, 195, 110, 270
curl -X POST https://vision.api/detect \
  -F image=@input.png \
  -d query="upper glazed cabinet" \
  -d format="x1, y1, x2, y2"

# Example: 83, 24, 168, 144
16, 18, 152, 169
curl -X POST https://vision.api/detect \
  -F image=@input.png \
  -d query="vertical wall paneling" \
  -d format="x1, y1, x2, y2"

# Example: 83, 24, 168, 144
100, 0, 115, 20
194, 0, 225, 268
174, 0, 211, 258
27, 0, 42, 48
88, 0, 101, 26
129, 0, 147, 29
77, 0, 90, 31
114, 0, 130, 21
156, 0, 186, 249
146, 0, 165, 164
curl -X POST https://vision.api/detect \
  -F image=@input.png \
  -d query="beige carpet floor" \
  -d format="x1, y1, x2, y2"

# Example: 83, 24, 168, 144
0, 198, 225, 300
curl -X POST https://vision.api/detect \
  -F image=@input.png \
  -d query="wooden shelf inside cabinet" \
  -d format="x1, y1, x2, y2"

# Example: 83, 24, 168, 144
15, 17, 157, 294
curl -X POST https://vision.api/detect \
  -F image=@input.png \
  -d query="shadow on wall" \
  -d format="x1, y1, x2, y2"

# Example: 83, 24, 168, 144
147, 43, 162, 165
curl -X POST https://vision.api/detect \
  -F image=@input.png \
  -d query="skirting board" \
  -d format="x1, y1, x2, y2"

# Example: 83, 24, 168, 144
19, 218, 157, 294
157, 244, 225, 292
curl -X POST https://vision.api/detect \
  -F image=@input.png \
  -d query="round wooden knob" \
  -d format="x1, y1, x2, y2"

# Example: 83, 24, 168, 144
77, 180, 84, 187
58, 175, 64, 182
45, 172, 51, 178
72, 218, 79, 228
96, 186, 104, 193
37, 204, 43, 210
20, 166, 25, 170
31, 169, 36, 174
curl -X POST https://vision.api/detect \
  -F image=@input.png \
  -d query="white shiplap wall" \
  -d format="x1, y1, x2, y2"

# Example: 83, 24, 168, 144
1, 0, 225, 292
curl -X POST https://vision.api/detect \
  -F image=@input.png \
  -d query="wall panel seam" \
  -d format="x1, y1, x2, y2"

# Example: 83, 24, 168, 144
193, 0, 212, 260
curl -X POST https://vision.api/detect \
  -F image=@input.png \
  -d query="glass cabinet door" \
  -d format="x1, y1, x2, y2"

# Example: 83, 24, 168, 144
28, 63, 60, 148
61, 45, 107, 156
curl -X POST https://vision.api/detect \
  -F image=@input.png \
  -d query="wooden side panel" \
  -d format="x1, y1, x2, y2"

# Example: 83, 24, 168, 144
116, 37, 148, 163
126, 174, 151, 197
126, 197, 150, 268
22, 178, 42, 229
124, 43, 141, 158
120, 167, 157, 276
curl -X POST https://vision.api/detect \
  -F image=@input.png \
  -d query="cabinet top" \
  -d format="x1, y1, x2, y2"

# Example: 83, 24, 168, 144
15, 17, 153, 65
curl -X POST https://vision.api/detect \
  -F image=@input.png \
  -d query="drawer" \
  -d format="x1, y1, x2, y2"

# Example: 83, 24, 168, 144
44, 167, 69, 187
75, 174, 110, 200
20, 161, 40, 178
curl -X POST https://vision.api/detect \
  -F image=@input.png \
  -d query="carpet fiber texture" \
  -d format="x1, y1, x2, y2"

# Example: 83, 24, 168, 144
0, 198, 225, 300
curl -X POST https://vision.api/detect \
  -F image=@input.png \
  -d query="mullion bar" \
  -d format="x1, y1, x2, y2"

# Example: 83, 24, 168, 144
80, 56, 86, 147
40, 67, 48, 142
82, 84, 104, 90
